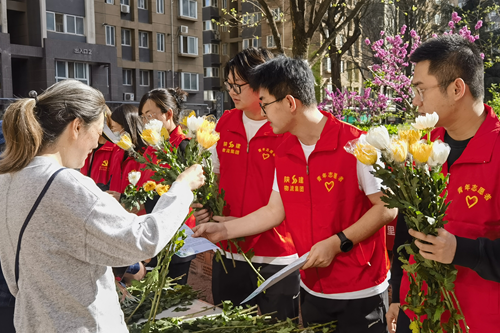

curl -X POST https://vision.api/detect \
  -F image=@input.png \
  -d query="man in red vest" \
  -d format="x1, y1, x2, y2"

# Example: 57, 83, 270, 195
386, 35, 500, 333
206, 48, 299, 320
194, 56, 397, 332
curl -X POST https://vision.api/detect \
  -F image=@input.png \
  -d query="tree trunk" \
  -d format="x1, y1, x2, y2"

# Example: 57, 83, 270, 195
330, 47, 342, 90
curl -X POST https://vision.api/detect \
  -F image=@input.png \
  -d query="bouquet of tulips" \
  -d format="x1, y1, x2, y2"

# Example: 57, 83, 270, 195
345, 113, 468, 333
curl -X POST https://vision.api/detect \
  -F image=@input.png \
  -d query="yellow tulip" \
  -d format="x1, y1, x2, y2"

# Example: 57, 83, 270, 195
141, 129, 161, 146
354, 143, 377, 165
117, 133, 134, 151
155, 184, 170, 196
409, 142, 433, 163
161, 127, 170, 141
197, 129, 220, 149
391, 139, 408, 163
399, 129, 421, 145
143, 181, 157, 192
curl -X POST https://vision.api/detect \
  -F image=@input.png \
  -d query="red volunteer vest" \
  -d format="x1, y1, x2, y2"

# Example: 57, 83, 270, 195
81, 140, 116, 185
401, 105, 500, 332
216, 109, 296, 257
276, 111, 389, 294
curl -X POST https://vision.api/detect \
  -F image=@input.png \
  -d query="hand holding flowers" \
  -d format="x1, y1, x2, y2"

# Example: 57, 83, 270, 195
345, 113, 468, 333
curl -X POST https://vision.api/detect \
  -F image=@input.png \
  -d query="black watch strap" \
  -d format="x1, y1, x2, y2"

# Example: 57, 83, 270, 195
337, 231, 353, 252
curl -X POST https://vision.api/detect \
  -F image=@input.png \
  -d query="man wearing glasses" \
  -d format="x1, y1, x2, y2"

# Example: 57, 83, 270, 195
205, 48, 299, 320
194, 56, 397, 332
387, 35, 500, 333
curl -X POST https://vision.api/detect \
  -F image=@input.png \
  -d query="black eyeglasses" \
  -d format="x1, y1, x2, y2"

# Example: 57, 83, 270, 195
259, 97, 286, 114
224, 81, 248, 94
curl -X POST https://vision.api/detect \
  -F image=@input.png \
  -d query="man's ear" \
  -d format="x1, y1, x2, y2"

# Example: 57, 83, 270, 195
451, 78, 466, 101
286, 95, 297, 113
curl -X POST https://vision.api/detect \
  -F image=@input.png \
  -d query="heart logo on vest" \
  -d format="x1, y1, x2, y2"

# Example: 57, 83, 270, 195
466, 195, 478, 208
325, 181, 335, 192
262, 153, 270, 160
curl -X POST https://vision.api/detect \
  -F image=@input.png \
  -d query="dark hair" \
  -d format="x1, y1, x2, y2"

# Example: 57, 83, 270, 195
224, 47, 274, 85
410, 34, 484, 99
138, 88, 187, 126
0, 79, 107, 173
249, 56, 317, 106
111, 104, 147, 153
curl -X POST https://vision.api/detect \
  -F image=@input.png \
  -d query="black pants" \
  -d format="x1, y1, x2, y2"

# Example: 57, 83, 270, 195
0, 306, 15, 333
212, 256, 300, 321
301, 288, 389, 333
396, 308, 411, 333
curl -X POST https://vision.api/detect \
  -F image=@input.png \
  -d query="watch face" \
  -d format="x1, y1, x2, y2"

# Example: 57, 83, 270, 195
341, 240, 354, 252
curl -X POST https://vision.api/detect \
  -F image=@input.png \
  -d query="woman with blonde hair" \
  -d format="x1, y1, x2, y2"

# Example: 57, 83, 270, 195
0, 79, 204, 332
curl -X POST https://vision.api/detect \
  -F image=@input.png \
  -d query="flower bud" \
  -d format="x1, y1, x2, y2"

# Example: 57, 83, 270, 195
411, 112, 439, 130
354, 143, 378, 165
427, 140, 451, 167
128, 171, 141, 186
117, 133, 134, 151
366, 126, 391, 150
409, 142, 433, 164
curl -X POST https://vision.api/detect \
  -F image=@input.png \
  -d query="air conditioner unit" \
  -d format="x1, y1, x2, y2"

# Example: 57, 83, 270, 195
180, 25, 189, 34
123, 93, 134, 101
121, 4, 130, 13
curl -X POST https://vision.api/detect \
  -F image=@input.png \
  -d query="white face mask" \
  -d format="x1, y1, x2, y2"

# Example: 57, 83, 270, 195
113, 131, 122, 138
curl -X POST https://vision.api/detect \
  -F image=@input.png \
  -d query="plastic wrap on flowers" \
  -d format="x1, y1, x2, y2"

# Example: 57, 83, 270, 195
344, 134, 378, 166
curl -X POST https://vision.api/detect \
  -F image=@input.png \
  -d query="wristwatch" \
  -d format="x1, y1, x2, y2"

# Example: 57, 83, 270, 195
337, 231, 354, 252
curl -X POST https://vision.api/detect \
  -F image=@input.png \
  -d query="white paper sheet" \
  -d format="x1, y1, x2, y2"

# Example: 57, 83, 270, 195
176, 224, 219, 257
241, 252, 309, 304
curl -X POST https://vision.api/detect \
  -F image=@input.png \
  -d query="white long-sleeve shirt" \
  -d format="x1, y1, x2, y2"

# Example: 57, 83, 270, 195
0, 156, 193, 332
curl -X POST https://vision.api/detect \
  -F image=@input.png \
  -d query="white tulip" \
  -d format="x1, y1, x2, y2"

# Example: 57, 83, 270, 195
128, 171, 141, 186
366, 126, 391, 150
411, 112, 439, 130
427, 140, 451, 167
187, 116, 205, 133
427, 217, 436, 225
145, 119, 163, 134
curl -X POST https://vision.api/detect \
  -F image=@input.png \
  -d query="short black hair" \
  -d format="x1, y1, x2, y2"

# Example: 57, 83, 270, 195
410, 34, 484, 100
249, 56, 317, 106
224, 47, 274, 84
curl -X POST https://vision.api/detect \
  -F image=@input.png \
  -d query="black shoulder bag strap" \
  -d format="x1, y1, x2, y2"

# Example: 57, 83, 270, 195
15, 168, 66, 287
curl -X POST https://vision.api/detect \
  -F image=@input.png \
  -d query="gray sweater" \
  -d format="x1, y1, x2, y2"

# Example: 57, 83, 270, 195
0, 156, 193, 332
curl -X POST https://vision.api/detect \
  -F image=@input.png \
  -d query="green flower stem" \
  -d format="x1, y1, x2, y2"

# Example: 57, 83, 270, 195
234, 241, 265, 284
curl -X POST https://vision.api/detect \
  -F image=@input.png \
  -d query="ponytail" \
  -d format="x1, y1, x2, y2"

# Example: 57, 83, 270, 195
0, 79, 107, 174
0, 99, 44, 173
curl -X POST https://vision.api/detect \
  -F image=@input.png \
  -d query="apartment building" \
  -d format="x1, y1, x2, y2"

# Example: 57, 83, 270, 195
0, 0, 207, 114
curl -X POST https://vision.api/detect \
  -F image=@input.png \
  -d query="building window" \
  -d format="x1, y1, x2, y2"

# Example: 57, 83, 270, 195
267, 35, 275, 48
105, 0, 114, 4
204, 67, 219, 77
46, 12, 84, 35
157, 33, 165, 52
157, 0, 165, 13
222, 0, 227, 8
203, 20, 216, 31
180, 36, 198, 55
105, 25, 115, 46
120, 0, 130, 5
222, 43, 228, 55
252, 38, 261, 48
180, 0, 197, 19
123, 69, 133, 85
158, 71, 166, 88
204, 90, 217, 101
139, 31, 149, 48
121, 29, 131, 46
181, 72, 199, 91
243, 38, 260, 49
242, 39, 249, 50
325, 58, 331, 73
55, 61, 89, 85
140, 70, 150, 86
138, 0, 147, 8
203, 43, 219, 54
242, 12, 261, 26
203, 0, 218, 7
